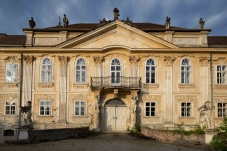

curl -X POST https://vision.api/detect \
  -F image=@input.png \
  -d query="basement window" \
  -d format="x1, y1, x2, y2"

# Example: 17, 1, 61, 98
3, 129, 14, 136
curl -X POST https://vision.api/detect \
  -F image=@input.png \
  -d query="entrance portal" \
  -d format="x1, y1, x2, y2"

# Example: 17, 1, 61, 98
104, 99, 127, 131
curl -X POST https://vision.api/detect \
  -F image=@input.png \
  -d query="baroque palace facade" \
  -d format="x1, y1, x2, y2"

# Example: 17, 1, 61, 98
0, 9, 227, 139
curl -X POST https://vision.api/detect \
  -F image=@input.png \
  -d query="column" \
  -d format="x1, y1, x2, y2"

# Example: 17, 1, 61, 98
163, 56, 176, 125
58, 56, 69, 123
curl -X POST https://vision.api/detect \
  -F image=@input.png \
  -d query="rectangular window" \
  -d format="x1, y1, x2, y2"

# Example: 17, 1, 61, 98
75, 101, 85, 116
5, 101, 16, 115
217, 103, 227, 117
181, 102, 191, 117
145, 102, 155, 116
39, 101, 51, 116
6, 64, 18, 82
217, 65, 227, 84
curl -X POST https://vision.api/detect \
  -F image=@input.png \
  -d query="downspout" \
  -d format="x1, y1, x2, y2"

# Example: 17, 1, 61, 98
18, 52, 23, 128
210, 53, 213, 108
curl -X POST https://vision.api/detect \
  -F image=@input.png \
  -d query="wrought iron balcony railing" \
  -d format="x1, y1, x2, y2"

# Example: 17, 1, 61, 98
91, 76, 141, 88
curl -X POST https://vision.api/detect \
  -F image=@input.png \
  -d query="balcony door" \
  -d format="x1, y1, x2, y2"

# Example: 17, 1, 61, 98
111, 58, 121, 86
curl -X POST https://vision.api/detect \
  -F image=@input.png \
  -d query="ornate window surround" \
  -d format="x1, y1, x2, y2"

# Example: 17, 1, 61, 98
142, 97, 160, 118
37, 95, 54, 117
110, 58, 121, 84
39, 100, 51, 116
5, 63, 19, 83
180, 58, 192, 84
75, 58, 87, 84
40, 57, 53, 83
74, 101, 86, 116
145, 58, 156, 84
4, 98, 17, 115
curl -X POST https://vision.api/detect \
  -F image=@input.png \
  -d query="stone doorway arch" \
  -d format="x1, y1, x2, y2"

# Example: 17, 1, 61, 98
104, 99, 127, 131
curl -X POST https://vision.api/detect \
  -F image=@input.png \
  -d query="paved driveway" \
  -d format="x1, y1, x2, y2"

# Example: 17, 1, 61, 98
1, 132, 209, 151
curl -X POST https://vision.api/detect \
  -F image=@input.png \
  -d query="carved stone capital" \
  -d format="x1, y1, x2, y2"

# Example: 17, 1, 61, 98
4, 56, 20, 63
23, 55, 35, 64
93, 56, 104, 65
58, 56, 70, 65
129, 56, 140, 65
199, 57, 209, 66
163, 56, 176, 65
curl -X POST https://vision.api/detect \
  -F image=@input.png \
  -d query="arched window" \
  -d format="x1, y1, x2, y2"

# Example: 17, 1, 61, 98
111, 58, 121, 84
41, 58, 52, 82
146, 59, 155, 83
181, 58, 191, 83
76, 58, 86, 83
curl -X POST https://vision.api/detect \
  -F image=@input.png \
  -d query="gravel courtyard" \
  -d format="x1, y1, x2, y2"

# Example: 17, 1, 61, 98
0, 132, 210, 151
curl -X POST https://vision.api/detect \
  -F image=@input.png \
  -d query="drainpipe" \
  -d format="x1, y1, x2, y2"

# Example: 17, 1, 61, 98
210, 53, 213, 108
18, 52, 23, 128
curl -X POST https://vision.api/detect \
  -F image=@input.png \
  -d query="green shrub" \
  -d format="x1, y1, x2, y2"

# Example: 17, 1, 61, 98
127, 123, 141, 134
210, 117, 227, 151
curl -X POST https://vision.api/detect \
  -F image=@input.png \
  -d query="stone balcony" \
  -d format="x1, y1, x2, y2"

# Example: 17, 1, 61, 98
91, 76, 141, 89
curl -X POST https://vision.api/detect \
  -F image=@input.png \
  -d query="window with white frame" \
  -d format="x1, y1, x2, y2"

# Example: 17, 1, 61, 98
146, 59, 155, 83
75, 101, 85, 116
145, 102, 155, 116
217, 103, 227, 117
5, 64, 18, 82
40, 58, 52, 82
217, 65, 227, 84
111, 58, 121, 84
181, 58, 191, 83
75, 58, 86, 83
39, 101, 51, 116
181, 102, 191, 117
5, 101, 16, 115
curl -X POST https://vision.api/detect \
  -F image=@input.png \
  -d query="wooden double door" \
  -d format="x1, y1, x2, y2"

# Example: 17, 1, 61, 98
105, 106, 127, 131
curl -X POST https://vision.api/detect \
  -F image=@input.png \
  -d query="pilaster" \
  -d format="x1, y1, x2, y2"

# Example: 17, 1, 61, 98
163, 56, 175, 124
58, 56, 69, 123
23, 55, 35, 104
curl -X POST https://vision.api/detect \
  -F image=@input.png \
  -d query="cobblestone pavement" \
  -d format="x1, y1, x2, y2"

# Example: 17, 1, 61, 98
0, 132, 210, 151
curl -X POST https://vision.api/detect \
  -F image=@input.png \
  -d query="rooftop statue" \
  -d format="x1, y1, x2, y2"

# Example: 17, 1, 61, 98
63, 14, 69, 27
58, 16, 61, 26
20, 101, 33, 128
199, 18, 205, 29
113, 8, 120, 20
29, 17, 36, 28
123, 17, 136, 27
165, 16, 171, 29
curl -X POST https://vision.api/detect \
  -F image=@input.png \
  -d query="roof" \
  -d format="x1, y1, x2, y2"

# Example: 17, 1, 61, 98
0, 23, 226, 46
208, 36, 227, 46
45, 22, 186, 30
0, 34, 26, 45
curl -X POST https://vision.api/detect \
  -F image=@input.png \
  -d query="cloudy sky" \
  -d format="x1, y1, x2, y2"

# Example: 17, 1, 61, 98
0, 0, 227, 36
